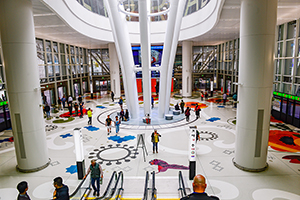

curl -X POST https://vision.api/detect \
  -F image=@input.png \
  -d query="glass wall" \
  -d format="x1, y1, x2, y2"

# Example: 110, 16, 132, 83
275, 19, 300, 95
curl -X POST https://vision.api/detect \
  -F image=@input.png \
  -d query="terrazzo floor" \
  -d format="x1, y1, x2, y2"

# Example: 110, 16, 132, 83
0, 95, 299, 200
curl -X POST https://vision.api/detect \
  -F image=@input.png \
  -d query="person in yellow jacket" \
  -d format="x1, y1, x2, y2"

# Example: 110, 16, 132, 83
87, 108, 92, 125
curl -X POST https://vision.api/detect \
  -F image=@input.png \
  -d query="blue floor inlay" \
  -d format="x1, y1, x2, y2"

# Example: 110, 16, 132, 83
84, 126, 100, 131
108, 135, 136, 143
66, 165, 77, 174
60, 133, 73, 138
206, 117, 221, 122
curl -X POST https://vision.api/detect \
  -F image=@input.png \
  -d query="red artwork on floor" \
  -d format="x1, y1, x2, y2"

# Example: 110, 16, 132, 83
59, 109, 88, 118
184, 102, 208, 109
269, 130, 300, 152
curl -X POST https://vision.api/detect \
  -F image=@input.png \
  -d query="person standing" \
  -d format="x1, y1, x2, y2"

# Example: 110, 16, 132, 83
205, 91, 208, 100
74, 102, 79, 116
120, 109, 125, 121
115, 116, 121, 135
222, 93, 227, 106
57, 97, 62, 111
84, 160, 103, 197
151, 96, 154, 109
78, 95, 82, 104
124, 109, 129, 121
68, 102, 73, 117
180, 100, 185, 114
180, 174, 219, 200
185, 107, 191, 122
68, 95, 73, 104
62, 95, 66, 108
195, 104, 201, 119
151, 129, 161, 154
87, 108, 92, 125
111, 91, 114, 102
45, 103, 50, 119
79, 102, 84, 118
17, 181, 31, 200
53, 177, 69, 200
106, 115, 112, 135
118, 97, 123, 109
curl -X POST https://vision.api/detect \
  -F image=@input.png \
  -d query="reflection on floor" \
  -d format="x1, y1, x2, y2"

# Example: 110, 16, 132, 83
0, 95, 300, 200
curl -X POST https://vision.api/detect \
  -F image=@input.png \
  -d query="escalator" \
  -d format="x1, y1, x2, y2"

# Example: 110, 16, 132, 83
70, 171, 124, 200
178, 171, 190, 199
142, 171, 157, 200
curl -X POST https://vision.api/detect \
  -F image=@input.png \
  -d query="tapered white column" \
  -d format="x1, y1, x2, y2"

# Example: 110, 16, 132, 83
182, 41, 193, 97
139, 0, 151, 115
104, 0, 139, 118
0, 0, 50, 172
158, 0, 186, 118
109, 43, 121, 99
233, 0, 277, 171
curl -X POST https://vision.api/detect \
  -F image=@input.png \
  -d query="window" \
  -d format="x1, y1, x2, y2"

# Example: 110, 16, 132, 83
286, 40, 295, 57
287, 21, 296, 39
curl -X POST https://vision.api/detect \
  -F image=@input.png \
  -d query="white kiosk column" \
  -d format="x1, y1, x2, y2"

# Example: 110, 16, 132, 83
109, 43, 121, 99
104, 0, 139, 119
139, 0, 152, 115
233, 0, 277, 171
182, 41, 193, 97
0, 0, 50, 172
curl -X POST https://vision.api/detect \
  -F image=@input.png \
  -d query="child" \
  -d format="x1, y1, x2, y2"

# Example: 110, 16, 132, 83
115, 116, 121, 134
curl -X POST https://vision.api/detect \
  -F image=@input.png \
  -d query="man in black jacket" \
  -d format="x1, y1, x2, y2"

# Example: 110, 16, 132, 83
53, 177, 69, 200
180, 174, 219, 200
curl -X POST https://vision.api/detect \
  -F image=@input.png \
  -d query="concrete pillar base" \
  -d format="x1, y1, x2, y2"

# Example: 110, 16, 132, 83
16, 158, 51, 173
232, 158, 268, 172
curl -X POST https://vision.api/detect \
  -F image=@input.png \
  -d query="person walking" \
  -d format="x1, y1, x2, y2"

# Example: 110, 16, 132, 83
185, 107, 191, 122
111, 91, 114, 102
195, 104, 201, 119
124, 109, 129, 121
84, 160, 103, 197
180, 174, 219, 200
115, 116, 121, 135
180, 100, 185, 114
120, 109, 125, 121
106, 115, 112, 135
53, 177, 69, 200
151, 129, 161, 154
87, 108, 92, 125
68, 95, 73, 104
17, 181, 31, 200
118, 97, 123, 109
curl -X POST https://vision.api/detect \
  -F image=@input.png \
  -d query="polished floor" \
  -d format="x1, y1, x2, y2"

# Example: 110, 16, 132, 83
0, 94, 300, 200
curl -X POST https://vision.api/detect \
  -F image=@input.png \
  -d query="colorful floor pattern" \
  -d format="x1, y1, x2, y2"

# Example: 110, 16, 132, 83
184, 102, 208, 109
138, 94, 159, 101
59, 109, 87, 118
269, 130, 300, 153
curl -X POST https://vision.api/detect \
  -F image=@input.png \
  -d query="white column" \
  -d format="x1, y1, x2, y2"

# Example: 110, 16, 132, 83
182, 41, 193, 97
233, 0, 277, 171
139, 0, 151, 115
109, 43, 121, 99
104, 0, 139, 118
0, 0, 50, 172
158, 0, 186, 118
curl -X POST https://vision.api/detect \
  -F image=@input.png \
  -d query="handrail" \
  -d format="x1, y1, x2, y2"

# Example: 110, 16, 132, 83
178, 171, 187, 198
69, 173, 91, 198
142, 171, 149, 200
113, 171, 124, 200
94, 171, 117, 199
151, 171, 157, 200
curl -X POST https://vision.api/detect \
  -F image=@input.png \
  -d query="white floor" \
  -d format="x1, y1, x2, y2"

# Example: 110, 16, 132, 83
0, 95, 300, 200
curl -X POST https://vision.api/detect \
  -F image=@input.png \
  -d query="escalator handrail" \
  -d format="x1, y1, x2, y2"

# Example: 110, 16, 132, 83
96, 171, 117, 199
70, 173, 91, 198
142, 171, 149, 200
111, 171, 124, 200
178, 171, 187, 198
151, 171, 156, 200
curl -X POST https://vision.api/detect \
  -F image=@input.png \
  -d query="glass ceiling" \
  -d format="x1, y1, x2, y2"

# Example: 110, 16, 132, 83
76, 0, 210, 21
